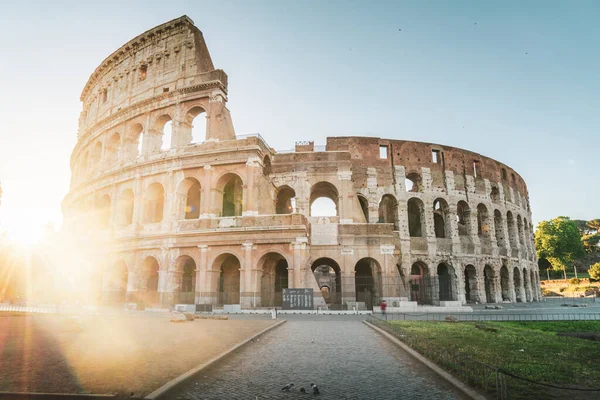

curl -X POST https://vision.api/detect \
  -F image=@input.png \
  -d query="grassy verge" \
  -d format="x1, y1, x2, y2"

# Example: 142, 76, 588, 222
385, 320, 600, 399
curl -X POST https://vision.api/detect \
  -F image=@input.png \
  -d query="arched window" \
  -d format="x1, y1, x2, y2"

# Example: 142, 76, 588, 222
517, 215, 525, 245
494, 209, 505, 246
187, 106, 207, 144
218, 174, 243, 217
433, 198, 450, 238
276, 186, 295, 215
407, 198, 425, 237
154, 115, 173, 151
141, 257, 160, 307
106, 133, 121, 165
378, 194, 398, 229
143, 183, 165, 223
117, 189, 134, 227
506, 211, 517, 247
128, 123, 144, 159
457, 201, 470, 236
464, 264, 480, 303
490, 186, 500, 204
438, 263, 457, 301
177, 178, 201, 219
310, 182, 338, 217
477, 204, 490, 238
215, 254, 241, 304
405, 172, 422, 192
357, 194, 369, 222
178, 257, 196, 304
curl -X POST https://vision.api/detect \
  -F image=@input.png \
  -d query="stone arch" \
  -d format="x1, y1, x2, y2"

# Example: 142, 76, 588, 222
355, 258, 382, 310
433, 198, 450, 238
259, 252, 289, 307
214, 253, 241, 305
464, 264, 480, 303
405, 172, 422, 192
275, 185, 295, 215
513, 267, 524, 302
494, 209, 506, 247
153, 114, 173, 151
143, 183, 165, 223
500, 265, 510, 301
96, 194, 111, 229
523, 267, 531, 302
185, 105, 207, 144
177, 177, 201, 219
128, 123, 144, 158
407, 197, 425, 237
378, 194, 398, 230
457, 201, 471, 236
106, 132, 121, 165
483, 265, 497, 303
310, 181, 339, 217
116, 189, 134, 227
507, 211, 517, 248
490, 186, 500, 204
477, 204, 491, 238
176, 255, 196, 304
438, 263, 457, 302
217, 173, 244, 217
140, 256, 160, 307
311, 258, 342, 307
357, 194, 369, 222
410, 261, 431, 304
517, 215, 525, 246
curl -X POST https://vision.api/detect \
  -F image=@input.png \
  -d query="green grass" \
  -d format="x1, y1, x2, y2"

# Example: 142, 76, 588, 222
387, 320, 600, 395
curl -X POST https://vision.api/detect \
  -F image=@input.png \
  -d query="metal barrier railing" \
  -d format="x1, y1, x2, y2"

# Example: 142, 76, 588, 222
382, 312, 600, 322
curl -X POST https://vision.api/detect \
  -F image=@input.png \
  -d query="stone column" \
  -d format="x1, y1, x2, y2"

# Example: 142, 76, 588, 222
132, 176, 144, 230
240, 242, 255, 307
243, 157, 260, 216
337, 169, 353, 222
292, 237, 308, 288
493, 266, 503, 303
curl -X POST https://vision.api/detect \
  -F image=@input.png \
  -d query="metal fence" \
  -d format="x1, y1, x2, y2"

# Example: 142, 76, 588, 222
382, 312, 600, 322
367, 315, 600, 400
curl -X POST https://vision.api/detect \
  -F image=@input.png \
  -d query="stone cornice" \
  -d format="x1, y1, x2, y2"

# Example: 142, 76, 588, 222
80, 15, 195, 102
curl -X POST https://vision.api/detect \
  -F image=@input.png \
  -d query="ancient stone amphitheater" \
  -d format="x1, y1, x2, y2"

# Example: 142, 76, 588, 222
62, 16, 540, 310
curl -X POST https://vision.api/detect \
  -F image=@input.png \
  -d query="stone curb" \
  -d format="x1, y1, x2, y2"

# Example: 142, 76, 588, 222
363, 321, 486, 400
0, 393, 115, 399
144, 319, 287, 399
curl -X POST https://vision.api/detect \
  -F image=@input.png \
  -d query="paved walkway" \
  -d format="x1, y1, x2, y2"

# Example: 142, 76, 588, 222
171, 316, 466, 399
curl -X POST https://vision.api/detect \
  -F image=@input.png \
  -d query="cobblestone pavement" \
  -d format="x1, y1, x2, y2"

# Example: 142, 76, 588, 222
171, 317, 467, 400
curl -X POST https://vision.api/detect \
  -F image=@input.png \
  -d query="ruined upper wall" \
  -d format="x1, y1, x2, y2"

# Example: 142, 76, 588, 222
77, 16, 226, 138
325, 136, 530, 206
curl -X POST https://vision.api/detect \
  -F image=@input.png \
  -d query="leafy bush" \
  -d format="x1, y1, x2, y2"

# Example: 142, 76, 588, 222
569, 277, 581, 285
589, 262, 600, 280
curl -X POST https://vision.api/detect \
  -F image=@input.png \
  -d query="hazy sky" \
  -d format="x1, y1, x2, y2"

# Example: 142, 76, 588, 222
0, 1, 598, 240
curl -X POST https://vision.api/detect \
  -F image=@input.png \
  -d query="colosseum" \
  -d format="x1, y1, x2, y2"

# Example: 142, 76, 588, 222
62, 16, 540, 311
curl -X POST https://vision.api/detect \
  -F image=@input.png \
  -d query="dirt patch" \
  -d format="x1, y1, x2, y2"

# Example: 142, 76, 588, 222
556, 332, 600, 341
0, 314, 275, 398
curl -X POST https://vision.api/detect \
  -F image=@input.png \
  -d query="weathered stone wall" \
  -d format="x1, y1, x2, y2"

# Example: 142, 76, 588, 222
63, 16, 540, 309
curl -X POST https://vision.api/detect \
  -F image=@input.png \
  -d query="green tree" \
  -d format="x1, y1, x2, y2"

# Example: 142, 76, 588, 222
535, 216, 585, 279
589, 262, 600, 280
582, 233, 600, 253
586, 219, 600, 234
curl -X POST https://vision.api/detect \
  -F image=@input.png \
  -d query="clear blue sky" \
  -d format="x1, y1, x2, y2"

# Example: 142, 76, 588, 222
0, 0, 598, 238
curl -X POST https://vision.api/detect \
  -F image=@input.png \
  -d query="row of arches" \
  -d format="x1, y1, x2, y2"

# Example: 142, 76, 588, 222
77, 106, 208, 181
409, 261, 538, 305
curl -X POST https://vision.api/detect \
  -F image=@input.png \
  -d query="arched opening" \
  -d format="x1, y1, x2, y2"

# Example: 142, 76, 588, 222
262, 155, 271, 176
507, 212, 517, 248
433, 198, 450, 238
355, 258, 381, 310
107, 261, 128, 304
407, 198, 425, 237
405, 172, 422, 192
477, 204, 490, 238
438, 263, 457, 302
141, 257, 160, 307
523, 268, 531, 302
484, 265, 495, 303
215, 254, 241, 304
357, 194, 369, 222
178, 257, 196, 304
310, 182, 338, 217
530, 270, 536, 300
517, 215, 525, 246
490, 186, 500, 204
143, 183, 165, 223
129, 123, 144, 158
494, 210, 505, 247
96, 194, 111, 229
187, 106, 206, 144
311, 258, 342, 308
513, 267, 523, 302
116, 189, 134, 227
500, 265, 510, 301
155, 115, 172, 151
378, 194, 398, 230
90, 141, 103, 171
464, 265, 480, 303
259, 253, 288, 307
410, 262, 431, 304
106, 133, 121, 165
457, 201, 470, 236
219, 173, 243, 217
177, 178, 201, 220
275, 186, 295, 215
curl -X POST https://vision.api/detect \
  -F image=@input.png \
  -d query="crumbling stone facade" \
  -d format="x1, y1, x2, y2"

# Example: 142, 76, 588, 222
62, 16, 540, 309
